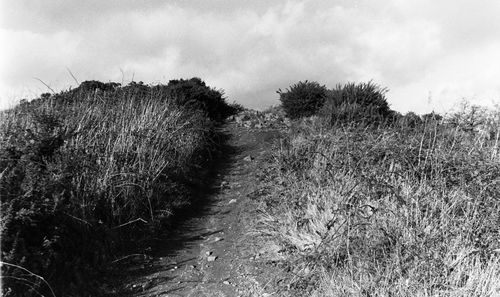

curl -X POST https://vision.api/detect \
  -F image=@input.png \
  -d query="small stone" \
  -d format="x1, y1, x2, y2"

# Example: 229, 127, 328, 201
207, 255, 217, 262
213, 237, 223, 242
220, 181, 229, 189
223, 280, 230, 285
228, 199, 237, 204
206, 251, 212, 256
243, 155, 253, 162
142, 280, 154, 290
235, 115, 244, 123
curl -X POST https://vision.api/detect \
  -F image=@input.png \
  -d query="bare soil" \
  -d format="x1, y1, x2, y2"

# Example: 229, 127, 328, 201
108, 123, 287, 297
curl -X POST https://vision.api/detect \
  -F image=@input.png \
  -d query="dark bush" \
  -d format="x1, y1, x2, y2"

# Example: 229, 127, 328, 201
398, 111, 423, 129
76, 80, 120, 93
422, 112, 443, 123
320, 82, 392, 126
162, 77, 238, 122
278, 81, 328, 119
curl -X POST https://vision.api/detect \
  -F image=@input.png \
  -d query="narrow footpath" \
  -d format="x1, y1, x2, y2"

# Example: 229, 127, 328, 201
111, 122, 285, 297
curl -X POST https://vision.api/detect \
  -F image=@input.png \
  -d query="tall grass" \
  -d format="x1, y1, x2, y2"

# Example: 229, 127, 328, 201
258, 107, 500, 296
0, 82, 228, 296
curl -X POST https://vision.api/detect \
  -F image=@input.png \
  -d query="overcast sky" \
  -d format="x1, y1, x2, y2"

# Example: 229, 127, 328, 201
1, 0, 499, 113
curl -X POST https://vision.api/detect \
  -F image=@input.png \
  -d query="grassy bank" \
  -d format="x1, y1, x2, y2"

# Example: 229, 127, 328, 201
257, 108, 500, 296
0, 79, 238, 296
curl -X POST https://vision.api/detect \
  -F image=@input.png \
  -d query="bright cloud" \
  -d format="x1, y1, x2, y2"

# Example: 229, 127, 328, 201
1, 0, 499, 112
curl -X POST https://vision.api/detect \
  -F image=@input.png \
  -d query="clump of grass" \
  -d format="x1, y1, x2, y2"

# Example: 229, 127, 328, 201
0, 80, 235, 296
258, 104, 500, 295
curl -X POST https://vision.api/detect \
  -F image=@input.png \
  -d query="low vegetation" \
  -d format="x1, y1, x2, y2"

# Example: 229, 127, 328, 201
256, 81, 500, 296
2, 76, 499, 296
321, 81, 394, 126
0, 78, 238, 296
278, 81, 328, 119
279, 80, 395, 126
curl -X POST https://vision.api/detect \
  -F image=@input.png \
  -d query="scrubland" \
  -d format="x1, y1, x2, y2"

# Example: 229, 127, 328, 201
2, 77, 499, 297
0, 79, 239, 296
257, 83, 500, 296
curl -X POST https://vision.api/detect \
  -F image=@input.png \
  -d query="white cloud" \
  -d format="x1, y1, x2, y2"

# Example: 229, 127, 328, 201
1, 0, 499, 112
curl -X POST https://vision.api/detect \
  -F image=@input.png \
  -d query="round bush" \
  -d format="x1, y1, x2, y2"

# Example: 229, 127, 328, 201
163, 78, 238, 122
320, 82, 392, 126
278, 81, 328, 119
399, 111, 423, 128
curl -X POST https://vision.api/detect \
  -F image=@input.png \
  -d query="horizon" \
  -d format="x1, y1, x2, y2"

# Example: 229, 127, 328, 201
1, 0, 500, 113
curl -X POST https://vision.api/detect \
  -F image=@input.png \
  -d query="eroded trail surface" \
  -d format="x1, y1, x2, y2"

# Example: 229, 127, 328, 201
112, 123, 284, 297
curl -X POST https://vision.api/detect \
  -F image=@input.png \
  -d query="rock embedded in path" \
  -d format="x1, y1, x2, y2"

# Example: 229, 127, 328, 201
220, 181, 230, 189
142, 279, 154, 290
207, 255, 217, 262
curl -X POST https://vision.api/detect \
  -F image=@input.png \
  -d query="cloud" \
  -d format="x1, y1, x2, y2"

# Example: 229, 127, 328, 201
1, 0, 499, 112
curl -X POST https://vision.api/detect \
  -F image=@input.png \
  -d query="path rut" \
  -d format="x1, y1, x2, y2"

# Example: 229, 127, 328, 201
111, 123, 284, 297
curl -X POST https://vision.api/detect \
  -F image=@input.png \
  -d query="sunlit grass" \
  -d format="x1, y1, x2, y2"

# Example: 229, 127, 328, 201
258, 106, 500, 296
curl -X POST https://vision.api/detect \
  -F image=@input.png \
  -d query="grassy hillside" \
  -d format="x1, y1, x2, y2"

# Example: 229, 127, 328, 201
2, 77, 498, 296
257, 92, 500, 295
0, 79, 239, 296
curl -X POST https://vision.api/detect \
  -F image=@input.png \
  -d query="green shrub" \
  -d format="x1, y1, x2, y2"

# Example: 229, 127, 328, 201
320, 81, 392, 126
278, 81, 328, 119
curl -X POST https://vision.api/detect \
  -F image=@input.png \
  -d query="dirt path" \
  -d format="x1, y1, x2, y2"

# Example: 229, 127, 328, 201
110, 123, 285, 297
